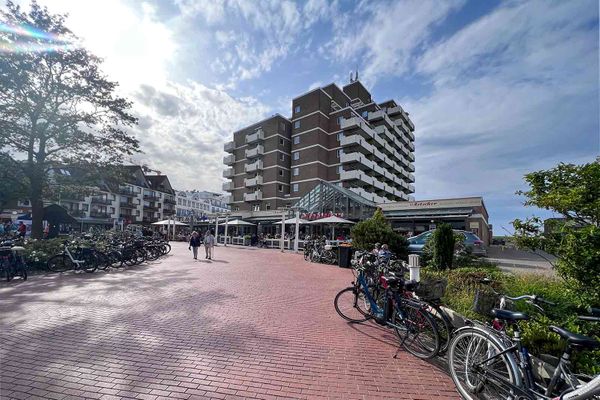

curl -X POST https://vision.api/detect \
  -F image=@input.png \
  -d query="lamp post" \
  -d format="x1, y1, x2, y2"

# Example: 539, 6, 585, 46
214, 213, 219, 245
223, 212, 230, 247
280, 207, 286, 252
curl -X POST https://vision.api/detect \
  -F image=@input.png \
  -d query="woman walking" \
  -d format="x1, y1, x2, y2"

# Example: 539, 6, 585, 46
189, 231, 201, 260
204, 230, 215, 260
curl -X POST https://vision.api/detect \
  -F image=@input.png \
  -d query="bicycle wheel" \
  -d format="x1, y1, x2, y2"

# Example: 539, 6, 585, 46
134, 249, 146, 265
79, 251, 98, 273
162, 243, 171, 255
47, 254, 73, 273
108, 251, 124, 268
427, 302, 453, 355
394, 301, 440, 359
334, 287, 371, 323
93, 250, 110, 271
448, 328, 518, 400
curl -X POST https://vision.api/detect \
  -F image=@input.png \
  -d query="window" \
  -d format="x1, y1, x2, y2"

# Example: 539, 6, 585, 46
278, 184, 283, 192
294, 121, 300, 129
337, 165, 343, 174
337, 116, 343, 125
337, 132, 342, 142
293, 183, 299, 192
293, 167, 299, 176
279, 138, 284, 145
293, 151, 299, 160
294, 105, 301, 114
266, 203, 271, 210
280, 153, 285, 161
336, 149, 341, 158
362, 110, 369, 118
252, 204, 260, 212
293, 136, 300, 145
279, 169, 283, 176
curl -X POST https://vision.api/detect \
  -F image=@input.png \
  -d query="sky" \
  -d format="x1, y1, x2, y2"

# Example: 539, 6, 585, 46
6, 0, 600, 233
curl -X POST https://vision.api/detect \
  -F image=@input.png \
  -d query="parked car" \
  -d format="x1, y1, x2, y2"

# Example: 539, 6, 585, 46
407, 230, 487, 257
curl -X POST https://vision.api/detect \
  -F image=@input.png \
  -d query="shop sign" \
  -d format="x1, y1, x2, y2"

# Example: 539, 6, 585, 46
301, 212, 344, 221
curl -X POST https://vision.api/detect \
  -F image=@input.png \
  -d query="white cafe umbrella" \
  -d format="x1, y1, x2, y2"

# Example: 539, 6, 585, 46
151, 220, 188, 226
223, 219, 255, 226
278, 218, 309, 225
308, 215, 355, 240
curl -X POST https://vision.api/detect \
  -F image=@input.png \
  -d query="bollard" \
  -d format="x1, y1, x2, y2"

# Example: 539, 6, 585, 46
408, 254, 421, 282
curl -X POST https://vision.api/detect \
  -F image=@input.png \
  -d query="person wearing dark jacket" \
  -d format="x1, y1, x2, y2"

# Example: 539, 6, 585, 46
189, 231, 201, 259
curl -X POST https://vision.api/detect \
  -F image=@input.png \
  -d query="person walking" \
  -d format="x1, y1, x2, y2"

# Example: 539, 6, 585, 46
204, 230, 215, 260
189, 231, 201, 260
17, 221, 27, 238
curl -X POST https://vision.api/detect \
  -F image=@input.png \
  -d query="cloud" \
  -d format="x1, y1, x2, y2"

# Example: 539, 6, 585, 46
323, 0, 465, 85
130, 82, 269, 191
405, 0, 599, 230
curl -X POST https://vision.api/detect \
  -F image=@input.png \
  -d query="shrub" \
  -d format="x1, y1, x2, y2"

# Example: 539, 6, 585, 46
351, 208, 408, 259
22, 238, 65, 271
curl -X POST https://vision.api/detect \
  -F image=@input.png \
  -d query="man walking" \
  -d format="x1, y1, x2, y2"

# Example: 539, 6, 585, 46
204, 230, 215, 260
189, 231, 201, 260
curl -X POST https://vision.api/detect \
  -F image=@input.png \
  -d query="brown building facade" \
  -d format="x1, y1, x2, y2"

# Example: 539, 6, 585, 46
223, 80, 416, 212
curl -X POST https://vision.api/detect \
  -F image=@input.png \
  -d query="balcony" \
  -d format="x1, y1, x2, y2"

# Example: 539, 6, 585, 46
245, 159, 263, 173
164, 198, 176, 205
163, 209, 176, 216
119, 202, 136, 209
143, 194, 160, 201
69, 209, 86, 217
118, 187, 135, 196
223, 168, 234, 178
245, 145, 264, 159
408, 183, 415, 193
224, 141, 235, 153
144, 205, 159, 212
91, 196, 112, 205
223, 154, 235, 165
340, 170, 374, 187
244, 191, 263, 201
245, 129, 264, 144
142, 217, 157, 223
408, 172, 415, 183
408, 163, 415, 173
222, 181, 234, 191
90, 210, 111, 219
245, 175, 263, 187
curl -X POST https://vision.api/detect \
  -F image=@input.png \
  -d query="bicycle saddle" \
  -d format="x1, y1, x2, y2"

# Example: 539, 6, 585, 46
549, 326, 600, 349
491, 309, 530, 321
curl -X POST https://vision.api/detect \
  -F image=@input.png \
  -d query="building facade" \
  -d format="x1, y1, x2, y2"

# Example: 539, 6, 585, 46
379, 197, 492, 245
175, 190, 230, 223
223, 80, 415, 212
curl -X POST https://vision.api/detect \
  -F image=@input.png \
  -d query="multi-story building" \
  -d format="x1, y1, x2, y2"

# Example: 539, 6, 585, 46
223, 114, 292, 212
175, 191, 231, 223
222, 80, 415, 212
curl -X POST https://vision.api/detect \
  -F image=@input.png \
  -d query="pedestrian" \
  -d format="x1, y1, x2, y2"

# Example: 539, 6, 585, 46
17, 221, 27, 238
204, 229, 215, 260
189, 231, 201, 260
372, 242, 381, 256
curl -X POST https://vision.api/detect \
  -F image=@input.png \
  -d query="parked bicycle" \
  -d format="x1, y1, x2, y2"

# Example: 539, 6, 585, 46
0, 239, 28, 281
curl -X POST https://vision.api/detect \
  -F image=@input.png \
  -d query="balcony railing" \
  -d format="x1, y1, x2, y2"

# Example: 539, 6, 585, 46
142, 217, 157, 223
245, 129, 264, 144
69, 209, 86, 217
244, 191, 263, 202
222, 181, 234, 191
245, 160, 263, 173
223, 154, 235, 165
90, 211, 111, 219
91, 197, 112, 205
223, 168, 234, 178
164, 198, 176, 205
118, 187, 135, 196
143, 194, 160, 201
120, 202, 136, 208
163, 209, 176, 215
144, 205, 159, 212
244, 175, 263, 187
245, 145, 264, 159
224, 141, 235, 153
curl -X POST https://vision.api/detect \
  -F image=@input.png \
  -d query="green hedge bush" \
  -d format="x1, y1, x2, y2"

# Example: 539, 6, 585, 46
422, 266, 600, 374
21, 238, 65, 271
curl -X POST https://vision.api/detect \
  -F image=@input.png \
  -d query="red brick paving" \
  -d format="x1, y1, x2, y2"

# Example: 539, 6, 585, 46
0, 243, 459, 399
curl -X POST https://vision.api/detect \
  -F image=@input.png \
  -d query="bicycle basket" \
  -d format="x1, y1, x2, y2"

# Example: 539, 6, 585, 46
415, 278, 447, 300
472, 289, 499, 316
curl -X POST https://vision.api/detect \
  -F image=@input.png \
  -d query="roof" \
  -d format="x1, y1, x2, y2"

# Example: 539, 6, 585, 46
146, 175, 175, 194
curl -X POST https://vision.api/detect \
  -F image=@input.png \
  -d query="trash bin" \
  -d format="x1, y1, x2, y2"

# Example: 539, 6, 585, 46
338, 245, 352, 268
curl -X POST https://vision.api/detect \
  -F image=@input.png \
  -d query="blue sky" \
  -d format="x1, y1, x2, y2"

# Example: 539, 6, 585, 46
10, 0, 600, 233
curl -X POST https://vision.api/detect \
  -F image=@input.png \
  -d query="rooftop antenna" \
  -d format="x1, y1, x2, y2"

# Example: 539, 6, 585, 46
349, 70, 354, 83
355, 68, 359, 81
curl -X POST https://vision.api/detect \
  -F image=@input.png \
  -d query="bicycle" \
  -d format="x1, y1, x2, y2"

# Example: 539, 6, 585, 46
334, 253, 441, 359
447, 295, 599, 399
46, 240, 103, 273
0, 240, 28, 281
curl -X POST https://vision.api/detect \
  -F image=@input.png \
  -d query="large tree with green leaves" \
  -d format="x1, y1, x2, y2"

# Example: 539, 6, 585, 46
0, 1, 140, 237
512, 160, 600, 305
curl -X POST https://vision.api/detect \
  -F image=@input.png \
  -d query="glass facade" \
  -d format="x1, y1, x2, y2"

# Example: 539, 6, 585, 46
293, 181, 376, 221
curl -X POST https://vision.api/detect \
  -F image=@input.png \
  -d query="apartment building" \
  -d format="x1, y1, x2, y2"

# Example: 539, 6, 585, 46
175, 190, 230, 222
222, 80, 415, 212
223, 114, 292, 212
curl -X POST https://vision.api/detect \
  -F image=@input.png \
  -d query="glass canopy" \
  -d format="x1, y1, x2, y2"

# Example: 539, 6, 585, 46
293, 181, 377, 221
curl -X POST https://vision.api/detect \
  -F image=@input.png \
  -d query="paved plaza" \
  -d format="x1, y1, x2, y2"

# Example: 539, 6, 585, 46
0, 243, 458, 400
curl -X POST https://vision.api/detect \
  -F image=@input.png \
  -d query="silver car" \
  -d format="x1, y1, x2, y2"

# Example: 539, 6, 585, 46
407, 230, 487, 257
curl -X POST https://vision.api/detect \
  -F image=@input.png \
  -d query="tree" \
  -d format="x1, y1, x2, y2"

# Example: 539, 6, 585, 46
351, 208, 408, 259
0, 1, 140, 238
0, 152, 28, 211
512, 161, 600, 305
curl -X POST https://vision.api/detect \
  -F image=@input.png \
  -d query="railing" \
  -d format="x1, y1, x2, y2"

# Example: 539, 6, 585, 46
144, 205, 159, 212
224, 141, 235, 152
118, 187, 135, 196
90, 211, 111, 219
223, 154, 235, 165
245, 145, 264, 159
244, 175, 263, 187
163, 209, 176, 215
69, 210, 86, 217
91, 197, 112, 205
142, 217, 156, 223
143, 194, 160, 201
245, 160, 263, 173
245, 129, 264, 143
223, 168, 234, 178
164, 198, 176, 205
243, 191, 262, 201
222, 181, 234, 191
120, 202, 135, 208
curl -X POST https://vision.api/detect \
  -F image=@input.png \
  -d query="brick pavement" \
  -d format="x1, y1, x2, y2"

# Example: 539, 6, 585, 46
0, 243, 459, 400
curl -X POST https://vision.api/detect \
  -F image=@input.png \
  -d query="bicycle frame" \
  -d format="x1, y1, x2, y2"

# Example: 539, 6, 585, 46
63, 245, 85, 269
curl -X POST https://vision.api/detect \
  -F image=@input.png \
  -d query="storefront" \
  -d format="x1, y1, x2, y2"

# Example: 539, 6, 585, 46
378, 197, 492, 245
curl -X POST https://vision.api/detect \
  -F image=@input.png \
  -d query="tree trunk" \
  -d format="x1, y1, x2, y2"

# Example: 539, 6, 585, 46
29, 171, 44, 239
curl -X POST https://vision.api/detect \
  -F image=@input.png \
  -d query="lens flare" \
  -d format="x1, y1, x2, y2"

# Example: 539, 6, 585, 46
0, 22, 78, 54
